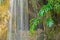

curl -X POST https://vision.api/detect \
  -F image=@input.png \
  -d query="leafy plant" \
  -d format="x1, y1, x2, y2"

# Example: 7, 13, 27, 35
29, 0, 60, 34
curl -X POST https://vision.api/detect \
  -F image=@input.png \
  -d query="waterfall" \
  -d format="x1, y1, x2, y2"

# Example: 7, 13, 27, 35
7, 0, 13, 40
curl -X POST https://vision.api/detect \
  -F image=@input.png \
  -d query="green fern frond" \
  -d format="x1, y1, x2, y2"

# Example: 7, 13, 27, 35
46, 18, 54, 27
37, 4, 52, 17
30, 18, 40, 33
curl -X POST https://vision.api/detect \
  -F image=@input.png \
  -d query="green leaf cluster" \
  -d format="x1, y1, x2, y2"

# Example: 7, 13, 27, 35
29, 0, 60, 34
30, 18, 40, 33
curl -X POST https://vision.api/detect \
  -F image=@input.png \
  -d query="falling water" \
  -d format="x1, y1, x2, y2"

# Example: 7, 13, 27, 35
8, 0, 29, 40
20, 0, 24, 40
19, 0, 29, 40
7, 0, 13, 40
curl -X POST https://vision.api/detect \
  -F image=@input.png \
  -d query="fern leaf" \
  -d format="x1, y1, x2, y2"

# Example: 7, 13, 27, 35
30, 18, 40, 33
37, 4, 52, 17
46, 18, 54, 27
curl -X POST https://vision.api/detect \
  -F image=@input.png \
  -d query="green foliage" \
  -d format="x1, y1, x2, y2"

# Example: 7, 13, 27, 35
30, 18, 40, 33
46, 17, 54, 27
48, 0, 60, 5
29, 0, 60, 34
37, 4, 52, 16
54, 3, 60, 13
